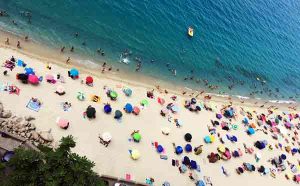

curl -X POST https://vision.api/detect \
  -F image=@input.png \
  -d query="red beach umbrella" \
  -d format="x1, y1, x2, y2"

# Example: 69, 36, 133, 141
133, 106, 140, 115
86, 76, 93, 84
28, 74, 39, 85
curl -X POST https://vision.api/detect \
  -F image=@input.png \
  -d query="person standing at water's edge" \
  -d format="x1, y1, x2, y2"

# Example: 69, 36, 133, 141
5, 38, 9, 45
66, 57, 71, 64
17, 41, 21, 48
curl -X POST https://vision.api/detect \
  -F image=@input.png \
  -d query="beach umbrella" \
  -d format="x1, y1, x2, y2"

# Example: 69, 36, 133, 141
191, 98, 197, 104
86, 106, 96, 119
185, 144, 192, 152
281, 154, 287, 160
157, 145, 164, 153
295, 175, 300, 182
216, 113, 222, 119
157, 97, 165, 105
77, 92, 85, 101
141, 99, 149, 106
70, 68, 79, 77
133, 106, 140, 115
190, 160, 197, 169
247, 128, 255, 135
184, 133, 192, 142
133, 132, 141, 142
2, 151, 14, 162
114, 110, 123, 119
124, 103, 133, 113
110, 91, 118, 99
86, 76, 93, 84
196, 180, 206, 186
183, 156, 191, 166
175, 146, 183, 154
56, 117, 69, 129
45, 74, 54, 81
230, 135, 237, 142
104, 104, 112, 114
123, 88, 132, 97
162, 182, 171, 186
209, 135, 215, 143
131, 149, 140, 160
101, 132, 112, 142
243, 118, 249, 124
56, 85, 65, 94
25, 67, 34, 75
204, 135, 211, 143
28, 74, 39, 84
255, 152, 262, 162
218, 145, 226, 153
171, 104, 179, 113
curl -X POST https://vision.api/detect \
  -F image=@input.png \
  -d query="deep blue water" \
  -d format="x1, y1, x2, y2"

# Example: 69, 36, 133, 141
0, 0, 300, 101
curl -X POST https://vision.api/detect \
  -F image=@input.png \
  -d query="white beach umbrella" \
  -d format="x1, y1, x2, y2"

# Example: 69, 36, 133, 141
102, 132, 112, 142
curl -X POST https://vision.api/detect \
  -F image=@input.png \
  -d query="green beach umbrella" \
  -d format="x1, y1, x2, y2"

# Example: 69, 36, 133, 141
133, 133, 141, 141
77, 92, 85, 101
110, 91, 118, 99
140, 99, 149, 106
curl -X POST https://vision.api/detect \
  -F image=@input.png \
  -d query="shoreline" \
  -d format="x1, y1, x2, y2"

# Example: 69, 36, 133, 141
0, 27, 298, 110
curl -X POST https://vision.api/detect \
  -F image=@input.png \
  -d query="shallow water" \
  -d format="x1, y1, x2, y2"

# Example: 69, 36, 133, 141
0, 0, 299, 101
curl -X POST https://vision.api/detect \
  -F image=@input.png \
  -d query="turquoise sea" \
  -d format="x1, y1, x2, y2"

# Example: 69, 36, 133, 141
0, 0, 299, 101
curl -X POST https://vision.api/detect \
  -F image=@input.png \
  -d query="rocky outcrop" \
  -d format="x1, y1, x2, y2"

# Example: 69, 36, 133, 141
0, 102, 54, 147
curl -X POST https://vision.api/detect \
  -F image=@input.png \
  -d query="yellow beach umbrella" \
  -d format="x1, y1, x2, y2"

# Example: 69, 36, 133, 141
131, 149, 140, 160
217, 145, 226, 153
209, 135, 215, 143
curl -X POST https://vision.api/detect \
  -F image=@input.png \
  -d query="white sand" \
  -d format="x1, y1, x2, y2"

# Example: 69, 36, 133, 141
0, 46, 299, 186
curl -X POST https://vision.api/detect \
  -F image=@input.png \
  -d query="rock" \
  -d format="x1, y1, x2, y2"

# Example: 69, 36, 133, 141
33, 142, 39, 146
39, 131, 54, 142
31, 131, 39, 141
26, 132, 32, 138
20, 132, 25, 137
0, 118, 6, 124
0, 103, 3, 113
25, 116, 35, 122
1, 111, 12, 118
29, 123, 36, 130
16, 117, 23, 123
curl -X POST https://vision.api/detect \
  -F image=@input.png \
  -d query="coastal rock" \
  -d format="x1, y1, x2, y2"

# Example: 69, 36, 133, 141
25, 116, 35, 122
31, 131, 39, 141
20, 132, 25, 137
1, 111, 12, 118
26, 132, 32, 138
29, 123, 36, 130
0, 103, 3, 113
39, 131, 54, 142
0, 118, 6, 124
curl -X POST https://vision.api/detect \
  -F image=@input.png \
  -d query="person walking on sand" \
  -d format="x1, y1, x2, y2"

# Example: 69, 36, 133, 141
61, 46, 65, 53
5, 38, 9, 45
17, 41, 21, 48
66, 57, 71, 64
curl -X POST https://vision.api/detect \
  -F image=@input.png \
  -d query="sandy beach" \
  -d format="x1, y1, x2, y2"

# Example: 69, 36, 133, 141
0, 38, 300, 186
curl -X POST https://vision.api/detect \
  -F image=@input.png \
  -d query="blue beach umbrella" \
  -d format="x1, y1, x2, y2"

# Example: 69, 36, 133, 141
123, 88, 132, 97
190, 160, 197, 169
25, 67, 34, 75
185, 144, 192, 152
247, 128, 255, 135
204, 136, 211, 143
70, 68, 79, 76
175, 146, 183, 155
104, 104, 112, 114
1, 151, 14, 162
157, 145, 164, 153
243, 118, 249, 124
124, 103, 133, 113
196, 180, 206, 186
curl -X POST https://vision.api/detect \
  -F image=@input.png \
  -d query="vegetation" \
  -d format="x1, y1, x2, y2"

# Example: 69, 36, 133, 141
0, 135, 105, 186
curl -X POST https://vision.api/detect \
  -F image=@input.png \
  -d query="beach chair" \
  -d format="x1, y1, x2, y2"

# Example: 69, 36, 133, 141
203, 176, 213, 186
98, 135, 110, 147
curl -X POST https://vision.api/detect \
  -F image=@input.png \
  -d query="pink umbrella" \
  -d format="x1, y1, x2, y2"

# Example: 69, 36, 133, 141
56, 117, 69, 129
133, 106, 140, 115
28, 74, 39, 84
45, 74, 54, 81
157, 97, 165, 105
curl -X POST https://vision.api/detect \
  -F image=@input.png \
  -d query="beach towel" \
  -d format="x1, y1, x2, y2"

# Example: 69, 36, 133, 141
17, 59, 26, 67
160, 155, 168, 160
26, 99, 42, 112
